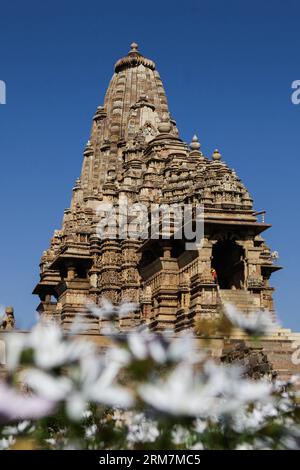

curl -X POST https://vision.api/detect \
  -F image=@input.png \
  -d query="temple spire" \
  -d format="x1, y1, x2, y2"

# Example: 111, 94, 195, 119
129, 42, 139, 53
78, 43, 177, 197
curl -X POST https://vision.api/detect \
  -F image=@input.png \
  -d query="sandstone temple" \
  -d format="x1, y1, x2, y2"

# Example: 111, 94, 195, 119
32, 43, 283, 333
0, 43, 299, 381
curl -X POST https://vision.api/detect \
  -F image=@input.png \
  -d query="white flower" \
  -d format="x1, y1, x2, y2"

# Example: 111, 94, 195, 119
88, 299, 138, 320
125, 412, 159, 444
139, 364, 210, 417
223, 303, 279, 336
166, 331, 205, 364
139, 361, 272, 418
127, 329, 204, 365
5, 332, 27, 371
22, 351, 134, 421
232, 402, 278, 432
68, 315, 90, 335
202, 361, 272, 415
172, 425, 190, 445
85, 424, 97, 439
280, 436, 299, 450
66, 393, 87, 421
194, 418, 207, 434
5, 321, 96, 371
105, 346, 131, 368
30, 322, 95, 370
127, 330, 167, 363
0, 435, 15, 450
118, 302, 139, 317
235, 443, 254, 450
82, 410, 92, 420
190, 442, 204, 450
3, 302, 297, 449
22, 369, 73, 401
45, 438, 57, 446
3, 420, 32, 435
88, 299, 114, 320
75, 355, 134, 414
0, 383, 54, 421
5, 319, 134, 422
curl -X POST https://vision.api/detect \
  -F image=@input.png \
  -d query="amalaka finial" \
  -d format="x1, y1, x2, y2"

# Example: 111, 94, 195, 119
190, 134, 201, 151
212, 149, 221, 161
115, 42, 155, 72
130, 42, 139, 53
158, 118, 172, 134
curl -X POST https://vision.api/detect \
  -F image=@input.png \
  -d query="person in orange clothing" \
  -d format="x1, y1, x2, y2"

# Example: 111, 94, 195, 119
211, 268, 218, 284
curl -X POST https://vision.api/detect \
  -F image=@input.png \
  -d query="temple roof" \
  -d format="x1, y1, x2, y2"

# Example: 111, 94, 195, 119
114, 42, 156, 73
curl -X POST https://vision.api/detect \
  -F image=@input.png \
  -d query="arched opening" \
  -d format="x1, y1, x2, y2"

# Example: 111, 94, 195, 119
212, 239, 245, 289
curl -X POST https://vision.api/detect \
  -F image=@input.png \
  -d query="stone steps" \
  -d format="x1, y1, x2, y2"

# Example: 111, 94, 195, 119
219, 289, 259, 313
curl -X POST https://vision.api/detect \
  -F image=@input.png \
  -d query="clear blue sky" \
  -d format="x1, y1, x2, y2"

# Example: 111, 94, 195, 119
0, 0, 299, 330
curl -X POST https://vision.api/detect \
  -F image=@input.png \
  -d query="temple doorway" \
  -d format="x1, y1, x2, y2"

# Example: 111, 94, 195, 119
212, 239, 245, 289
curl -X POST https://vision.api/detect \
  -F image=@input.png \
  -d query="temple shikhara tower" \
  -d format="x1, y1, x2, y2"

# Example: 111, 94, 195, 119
33, 43, 281, 333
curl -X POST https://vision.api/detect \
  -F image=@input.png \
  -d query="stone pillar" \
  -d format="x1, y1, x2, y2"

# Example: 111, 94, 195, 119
176, 273, 190, 331
140, 286, 152, 324
119, 239, 141, 330
96, 239, 121, 332
150, 246, 179, 331
188, 240, 218, 324
59, 277, 97, 332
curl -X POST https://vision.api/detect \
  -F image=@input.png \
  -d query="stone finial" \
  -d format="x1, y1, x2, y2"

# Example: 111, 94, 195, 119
212, 149, 221, 161
139, 93, 148, 102
5, 306, 13, 315
190, 134, 201, 151
115, 43, 155, 72
84, 140, 93, 156
157, 119, 172, 134
0, 306, 15, 330
93, 105, 107, 121
130, 42, 139, 53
